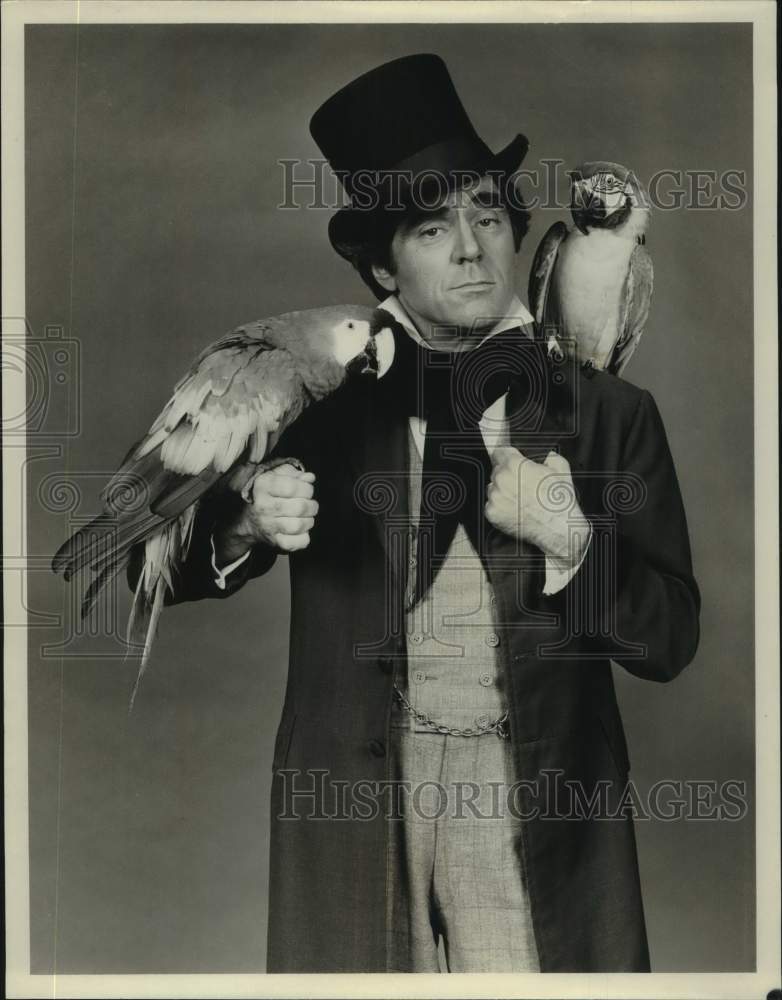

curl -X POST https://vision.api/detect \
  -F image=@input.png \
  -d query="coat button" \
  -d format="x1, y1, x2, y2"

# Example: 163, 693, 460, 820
485, 632, 500, 648
378, 655, 393, 674
475, 714, 490, 730
479, 672, 493, 687
368, 739, 386, 758
413, 670, 426, 684
410, 632, 424, 645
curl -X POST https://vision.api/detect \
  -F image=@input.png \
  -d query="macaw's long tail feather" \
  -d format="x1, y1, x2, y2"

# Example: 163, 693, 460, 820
125, 569, 150, 660
71, 502, 194, 633
53, 442, 221, 581
127, 572, 167, 713
179, 503, 197, 560
70, 502, 197, 626
80, 558, 127, 622
52, 512, 114, 578
124, 507, 197, 711
52, 452, 169, 578
52, 509, 169, 581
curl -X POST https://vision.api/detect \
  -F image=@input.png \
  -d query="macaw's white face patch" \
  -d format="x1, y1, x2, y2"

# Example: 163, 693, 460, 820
329, 317, 396, 379
330, 317, 374, 367
583, 173, 629, 215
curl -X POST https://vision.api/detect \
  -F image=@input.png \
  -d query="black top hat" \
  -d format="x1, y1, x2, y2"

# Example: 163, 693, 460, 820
310, 54, 528, 258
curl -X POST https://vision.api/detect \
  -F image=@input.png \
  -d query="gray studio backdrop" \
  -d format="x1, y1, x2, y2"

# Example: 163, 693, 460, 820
25, 23, 753, 973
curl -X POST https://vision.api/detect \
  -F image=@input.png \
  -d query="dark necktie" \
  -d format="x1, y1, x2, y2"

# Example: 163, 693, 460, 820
382, 322, 540, 603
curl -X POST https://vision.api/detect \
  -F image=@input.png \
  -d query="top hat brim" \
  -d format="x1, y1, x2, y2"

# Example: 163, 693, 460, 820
328, 132, 529, 259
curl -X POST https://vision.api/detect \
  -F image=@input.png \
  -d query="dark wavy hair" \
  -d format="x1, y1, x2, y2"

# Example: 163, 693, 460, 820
334, 179, 531, 300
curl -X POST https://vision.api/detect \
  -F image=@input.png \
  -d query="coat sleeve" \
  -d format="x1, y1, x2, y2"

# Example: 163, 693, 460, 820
126, 488, 278, 605
545, 389, 701, 682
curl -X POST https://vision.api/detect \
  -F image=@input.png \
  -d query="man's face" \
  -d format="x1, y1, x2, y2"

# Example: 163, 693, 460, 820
374, 177, 517, 349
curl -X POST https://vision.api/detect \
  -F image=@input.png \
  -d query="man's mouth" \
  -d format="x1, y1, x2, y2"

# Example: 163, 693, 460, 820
451, 280, 495, 291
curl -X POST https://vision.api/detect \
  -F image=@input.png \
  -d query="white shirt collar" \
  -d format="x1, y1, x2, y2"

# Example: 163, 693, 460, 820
378, 292, 535, 438
377, 293, 535, 348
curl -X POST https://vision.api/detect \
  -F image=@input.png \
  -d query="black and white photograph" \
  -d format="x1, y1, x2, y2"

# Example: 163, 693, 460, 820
3, 1, 779, 997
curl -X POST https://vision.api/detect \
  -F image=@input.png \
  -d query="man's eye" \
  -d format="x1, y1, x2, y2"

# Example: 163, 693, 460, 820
477, 215, 501, 228
419, 226, 443, 238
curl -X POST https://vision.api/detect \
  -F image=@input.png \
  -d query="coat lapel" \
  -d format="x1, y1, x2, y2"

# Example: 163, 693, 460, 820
347, 377, 410, 598
486, 342, 582, 615
505, 341, 579, 463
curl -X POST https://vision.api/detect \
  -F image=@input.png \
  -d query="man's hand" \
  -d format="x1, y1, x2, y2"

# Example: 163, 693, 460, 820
485, 446, 590, 568
214, 463, 318, 564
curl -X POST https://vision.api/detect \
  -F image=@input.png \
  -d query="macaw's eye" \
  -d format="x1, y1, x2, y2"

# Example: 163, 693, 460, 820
347, 322, 354, 329
593, 174, 617, 193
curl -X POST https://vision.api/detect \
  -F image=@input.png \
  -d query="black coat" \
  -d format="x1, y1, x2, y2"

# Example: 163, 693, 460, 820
146, 347, 700, 973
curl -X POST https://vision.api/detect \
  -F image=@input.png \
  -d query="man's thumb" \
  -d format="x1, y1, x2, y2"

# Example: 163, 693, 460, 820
491, 445, 525, 467
544, 450, 570, 473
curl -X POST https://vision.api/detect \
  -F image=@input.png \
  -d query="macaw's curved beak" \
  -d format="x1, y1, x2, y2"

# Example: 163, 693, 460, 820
367, 308, 398, 379
371, 325, 396, 379
569, 177, 593, 233
345, 322, 396, 379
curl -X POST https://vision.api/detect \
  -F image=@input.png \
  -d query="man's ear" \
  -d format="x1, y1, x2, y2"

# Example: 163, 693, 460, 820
371, 263, 397, 293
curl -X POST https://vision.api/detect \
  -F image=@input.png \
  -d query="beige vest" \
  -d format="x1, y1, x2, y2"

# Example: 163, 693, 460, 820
401, 427, 508, 732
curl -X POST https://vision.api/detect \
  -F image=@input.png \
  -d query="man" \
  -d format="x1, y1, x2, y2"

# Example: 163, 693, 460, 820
157, 54, 700, 973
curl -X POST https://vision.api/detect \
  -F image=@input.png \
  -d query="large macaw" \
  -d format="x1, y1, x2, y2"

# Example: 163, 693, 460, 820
53, 305, 397, 702
529, 161, 654, 375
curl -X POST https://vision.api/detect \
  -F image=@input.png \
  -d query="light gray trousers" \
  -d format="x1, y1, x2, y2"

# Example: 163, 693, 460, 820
386, 700, 541, 973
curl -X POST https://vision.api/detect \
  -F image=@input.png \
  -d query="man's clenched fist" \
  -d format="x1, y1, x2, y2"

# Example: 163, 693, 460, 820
485, 446, 590, 569
215, 463, 318, 564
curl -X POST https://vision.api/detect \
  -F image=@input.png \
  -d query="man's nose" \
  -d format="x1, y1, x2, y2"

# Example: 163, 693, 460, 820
451, 217, 481, 263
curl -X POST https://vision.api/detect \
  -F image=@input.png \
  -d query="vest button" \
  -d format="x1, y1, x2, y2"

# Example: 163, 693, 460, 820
410, 632, 424, 645
479, 672, 494, 687
368, 739, 386, 758
485, 632, 500, 648
413, 670, 427, 684
475, 714, 491, 730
